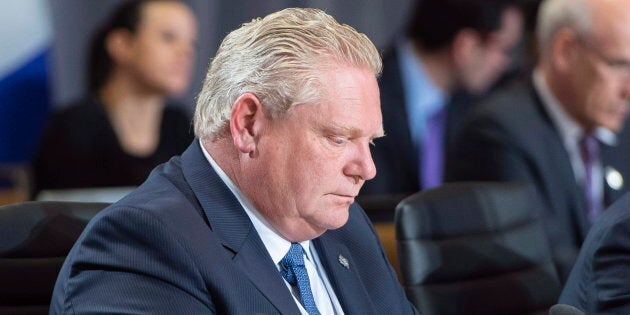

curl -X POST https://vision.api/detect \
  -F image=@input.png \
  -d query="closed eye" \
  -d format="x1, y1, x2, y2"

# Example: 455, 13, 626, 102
328, 135, 348, 145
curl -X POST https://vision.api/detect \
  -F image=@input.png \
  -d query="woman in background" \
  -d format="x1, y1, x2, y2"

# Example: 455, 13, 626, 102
33, 0, 197, 194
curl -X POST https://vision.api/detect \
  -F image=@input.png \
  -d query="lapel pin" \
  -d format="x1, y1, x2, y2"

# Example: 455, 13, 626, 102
338, 254, 349, 269
606, 166, 624, 191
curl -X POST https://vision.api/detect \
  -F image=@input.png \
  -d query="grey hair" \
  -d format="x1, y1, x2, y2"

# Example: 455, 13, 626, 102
194, 7, 382, 140
536, 0, 592, 55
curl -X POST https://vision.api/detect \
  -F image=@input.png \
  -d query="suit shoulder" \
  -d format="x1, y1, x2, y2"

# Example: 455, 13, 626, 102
116, 157, 200, 219
461, 82, 544, 138
589, 193, 630, 244
476, 83, 538, 121
49, 99, 105, 124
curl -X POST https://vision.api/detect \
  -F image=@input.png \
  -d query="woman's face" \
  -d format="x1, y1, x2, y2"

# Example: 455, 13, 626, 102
120, 1, 198, 95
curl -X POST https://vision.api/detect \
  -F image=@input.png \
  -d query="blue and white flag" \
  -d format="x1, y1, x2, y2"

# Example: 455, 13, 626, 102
0, 0, 52, 163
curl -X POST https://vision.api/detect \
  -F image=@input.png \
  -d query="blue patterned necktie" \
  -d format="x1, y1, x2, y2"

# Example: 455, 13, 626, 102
280, 243, 320, 315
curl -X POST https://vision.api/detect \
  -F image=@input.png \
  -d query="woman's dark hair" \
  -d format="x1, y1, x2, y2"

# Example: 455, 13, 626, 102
407, 0, 518, 51
87, 0, 175, 92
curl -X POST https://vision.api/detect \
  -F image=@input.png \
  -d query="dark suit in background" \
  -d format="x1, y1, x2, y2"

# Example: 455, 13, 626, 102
360, 0, 523, 196
446, 79, 630, 281
50, 142, 416, 314
361, 49, 475, 196
559, 192, 630, 314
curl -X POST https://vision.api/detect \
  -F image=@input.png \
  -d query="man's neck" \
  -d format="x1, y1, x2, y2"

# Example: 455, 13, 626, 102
540, 64, 593, 132
413, 42, 456, 93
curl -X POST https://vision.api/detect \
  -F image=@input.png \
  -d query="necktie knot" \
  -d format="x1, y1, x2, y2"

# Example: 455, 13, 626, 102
280, 243, 320, 315
280, 243, 305, 285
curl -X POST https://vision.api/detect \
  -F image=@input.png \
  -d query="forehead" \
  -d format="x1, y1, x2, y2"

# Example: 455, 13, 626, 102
293, 65, 383, 136
589, 1, 630, 51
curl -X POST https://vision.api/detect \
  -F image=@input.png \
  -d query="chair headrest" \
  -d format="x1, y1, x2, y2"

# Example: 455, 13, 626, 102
0, 201, 110, 257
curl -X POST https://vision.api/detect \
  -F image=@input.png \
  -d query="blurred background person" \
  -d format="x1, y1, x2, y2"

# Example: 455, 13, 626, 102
360, 0, 523, 196
447, 0, 630, 281
32, 0, 197, 194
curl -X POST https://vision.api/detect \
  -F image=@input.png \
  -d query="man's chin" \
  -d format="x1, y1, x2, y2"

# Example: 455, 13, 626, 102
322, 209, 351, 230
602, 119, 625, 133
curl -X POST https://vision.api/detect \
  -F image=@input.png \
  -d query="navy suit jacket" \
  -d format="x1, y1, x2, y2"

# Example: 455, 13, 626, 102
50, 141, 417, 314
559, 192, 630, 314
361, 47, 475, 196
446, 79, 630, 282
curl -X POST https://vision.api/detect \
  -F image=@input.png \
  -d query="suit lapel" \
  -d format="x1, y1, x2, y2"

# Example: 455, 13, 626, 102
445, 90, 477, 146
530, 84, 591, 236
180, 142, 300, 314
313, 234, 377, 315
599, 125, 630, 206
233, 233, 301, 314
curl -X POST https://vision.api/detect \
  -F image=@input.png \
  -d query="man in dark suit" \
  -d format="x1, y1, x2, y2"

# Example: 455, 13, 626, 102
447, 0, 630, 281
361, 0, 523, 196
559, 192, 630, 314
50, 8, 417, 314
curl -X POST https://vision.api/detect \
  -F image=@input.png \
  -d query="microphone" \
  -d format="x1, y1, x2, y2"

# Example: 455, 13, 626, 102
549, 304, 585, 315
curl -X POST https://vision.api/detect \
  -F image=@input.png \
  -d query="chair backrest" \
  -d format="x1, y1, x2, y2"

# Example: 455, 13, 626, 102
0, 201, 110, 315
396, 182, 561, 315
357, 194, 408, 222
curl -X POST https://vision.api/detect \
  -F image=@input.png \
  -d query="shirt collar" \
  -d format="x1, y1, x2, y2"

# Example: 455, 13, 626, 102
397, 39, 446, 117
533, 69, 617, 146
397, 39, 447, 147
198, 140, 313, 265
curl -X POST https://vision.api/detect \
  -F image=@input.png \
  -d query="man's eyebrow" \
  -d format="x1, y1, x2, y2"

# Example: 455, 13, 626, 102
326, 124, 385, 139
324, 124, 359, 135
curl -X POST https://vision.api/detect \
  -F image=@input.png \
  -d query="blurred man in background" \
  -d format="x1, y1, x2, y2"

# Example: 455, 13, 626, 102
447, 0, 630, 281
361, 0, 523, 196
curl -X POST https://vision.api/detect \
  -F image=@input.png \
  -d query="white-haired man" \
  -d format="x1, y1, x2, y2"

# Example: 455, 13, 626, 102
50, 8, 418, 314
447, 0, 630, 282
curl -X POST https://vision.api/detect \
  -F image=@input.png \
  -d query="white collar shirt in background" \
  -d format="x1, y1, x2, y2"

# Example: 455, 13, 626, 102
397, 39, 447, 149
533, 70, 616, 214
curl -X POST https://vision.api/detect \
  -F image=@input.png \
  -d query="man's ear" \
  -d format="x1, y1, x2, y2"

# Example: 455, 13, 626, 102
550, 27, 579, 72
452, 28, 482, 66
230, 93, 265, 157
105, 29, 134, 65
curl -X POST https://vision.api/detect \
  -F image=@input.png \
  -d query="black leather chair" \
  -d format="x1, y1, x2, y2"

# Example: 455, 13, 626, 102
0, 201, 109, 315
357, 194, 408, 222
396, 182, 561, 315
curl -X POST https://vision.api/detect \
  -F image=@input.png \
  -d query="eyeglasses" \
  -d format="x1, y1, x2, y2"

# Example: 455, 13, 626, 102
577, 38, 630, 80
